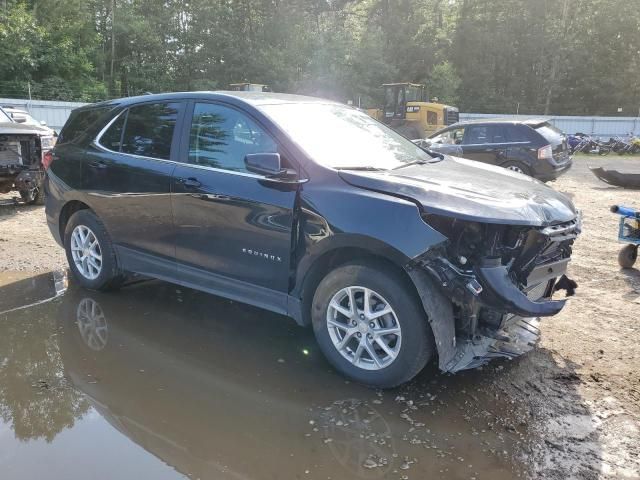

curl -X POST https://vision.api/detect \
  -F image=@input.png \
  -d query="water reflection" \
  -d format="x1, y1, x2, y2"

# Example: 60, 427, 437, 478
0, 277, 523, 479
0, 272, 87, 443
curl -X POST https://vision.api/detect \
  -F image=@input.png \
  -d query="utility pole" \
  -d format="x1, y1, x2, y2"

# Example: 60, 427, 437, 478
109, 0, 116, 97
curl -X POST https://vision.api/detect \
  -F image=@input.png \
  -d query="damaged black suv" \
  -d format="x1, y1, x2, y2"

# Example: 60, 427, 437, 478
45, 92, 580, 387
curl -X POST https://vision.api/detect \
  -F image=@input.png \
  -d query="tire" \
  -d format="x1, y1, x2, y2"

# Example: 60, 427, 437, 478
618, 244, 638, 269
64, 209, 124, 291
311, 262, 435, 388
502, 161, 532, 177
19, 187, 45, 205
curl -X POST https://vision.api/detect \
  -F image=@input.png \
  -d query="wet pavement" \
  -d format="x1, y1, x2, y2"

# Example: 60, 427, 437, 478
0, 271, 531, 480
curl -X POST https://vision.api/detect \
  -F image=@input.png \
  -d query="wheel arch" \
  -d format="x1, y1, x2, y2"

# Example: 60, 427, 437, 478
294, 242, 419, 327
59, 200, 93, 246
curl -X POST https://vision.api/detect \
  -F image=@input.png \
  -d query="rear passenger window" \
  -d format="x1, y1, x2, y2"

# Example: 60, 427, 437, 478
188, 103, 277, 172
99, 111, 126, 151
121, 103, 180, 160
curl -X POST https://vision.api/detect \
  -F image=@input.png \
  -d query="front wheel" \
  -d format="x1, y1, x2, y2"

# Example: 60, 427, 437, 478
19, 187, 45, 205
311, 262, 435, 388
64, 209, 124, 291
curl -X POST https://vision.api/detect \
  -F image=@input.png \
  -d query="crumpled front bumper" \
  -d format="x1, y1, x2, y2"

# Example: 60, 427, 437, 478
410, 251, 575, 374
442, 315, 541, 373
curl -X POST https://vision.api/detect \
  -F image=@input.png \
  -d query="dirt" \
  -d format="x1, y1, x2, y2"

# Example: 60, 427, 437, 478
0, 193, 66, 272
501, 157, 640, 479
0, 157, 639, 479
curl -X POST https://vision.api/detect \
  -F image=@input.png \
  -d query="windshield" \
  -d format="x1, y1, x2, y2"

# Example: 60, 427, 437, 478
405, 86, 423, 102
0, 108, 11, 123
260, 103, 433, 169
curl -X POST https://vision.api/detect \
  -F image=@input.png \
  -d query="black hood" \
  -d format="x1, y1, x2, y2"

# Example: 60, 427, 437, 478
338, 156, 576, 227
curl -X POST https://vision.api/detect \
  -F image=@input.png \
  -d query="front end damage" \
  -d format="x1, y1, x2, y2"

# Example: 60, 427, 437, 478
0, 129, 54, 201
409, 214, 580, 373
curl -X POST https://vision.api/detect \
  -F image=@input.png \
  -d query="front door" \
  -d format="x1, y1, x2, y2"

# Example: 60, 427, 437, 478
171, 102, 298, 309
84, 101, 185, 275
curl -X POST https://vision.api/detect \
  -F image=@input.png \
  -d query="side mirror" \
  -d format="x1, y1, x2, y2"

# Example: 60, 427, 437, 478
13, 114, 27, 123
245, 153, 283, 176
40, 120, 47, 126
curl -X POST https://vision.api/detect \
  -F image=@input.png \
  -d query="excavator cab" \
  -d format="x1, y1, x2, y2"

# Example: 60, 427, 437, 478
382, 83, 426, 124
369, 82, 458, 139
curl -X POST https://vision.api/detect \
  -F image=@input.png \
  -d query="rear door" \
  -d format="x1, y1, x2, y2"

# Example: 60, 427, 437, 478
461, 124, 508, 164
85, 101, 185, 276
171, 101, 299, 309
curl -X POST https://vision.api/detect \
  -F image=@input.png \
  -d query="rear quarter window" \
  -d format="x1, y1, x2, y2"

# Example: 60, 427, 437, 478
533, 122, 564, 147
58, 106, 111, 145
120, 103, 181, 160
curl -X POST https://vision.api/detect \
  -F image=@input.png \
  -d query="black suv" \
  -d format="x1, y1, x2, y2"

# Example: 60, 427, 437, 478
424, 119, 572, 181
45, 92, 580, 387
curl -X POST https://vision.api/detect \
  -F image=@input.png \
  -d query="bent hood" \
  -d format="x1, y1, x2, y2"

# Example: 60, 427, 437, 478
0, 121, 50, 136
338, 156, 576, 226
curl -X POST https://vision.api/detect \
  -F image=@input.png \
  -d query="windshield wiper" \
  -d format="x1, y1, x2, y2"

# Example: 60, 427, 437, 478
392, 153, 444, 170
335, 166, 386, 171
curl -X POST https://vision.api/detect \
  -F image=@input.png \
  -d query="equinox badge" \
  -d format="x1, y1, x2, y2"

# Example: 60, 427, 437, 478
242, 248, 282, 262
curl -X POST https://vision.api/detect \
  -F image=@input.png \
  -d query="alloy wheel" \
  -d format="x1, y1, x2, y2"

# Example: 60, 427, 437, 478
70, 225, 103, 280
507, 165, 524, 174
326, 286, 401, 370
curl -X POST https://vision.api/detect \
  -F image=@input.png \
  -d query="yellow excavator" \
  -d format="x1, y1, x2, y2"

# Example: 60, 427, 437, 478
366, 83, 459, 139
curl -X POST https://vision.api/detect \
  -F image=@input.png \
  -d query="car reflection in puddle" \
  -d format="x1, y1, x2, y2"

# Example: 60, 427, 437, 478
0, 276, 527, 479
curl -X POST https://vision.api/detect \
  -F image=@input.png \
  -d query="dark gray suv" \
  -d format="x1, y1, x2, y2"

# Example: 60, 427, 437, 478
424, 119, 572, 181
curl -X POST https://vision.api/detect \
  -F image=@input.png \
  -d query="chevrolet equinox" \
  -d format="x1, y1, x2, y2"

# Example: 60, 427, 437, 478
45, 92, 580, 387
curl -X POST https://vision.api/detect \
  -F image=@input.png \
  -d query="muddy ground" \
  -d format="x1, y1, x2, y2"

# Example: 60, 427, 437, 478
0, 157, 639, 479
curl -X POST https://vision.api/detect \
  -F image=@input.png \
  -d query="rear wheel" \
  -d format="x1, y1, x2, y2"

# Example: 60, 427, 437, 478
311, 262, 435, 388
618, 244, 638, 269
64, 209, 124, 291
502, 161, 531, 176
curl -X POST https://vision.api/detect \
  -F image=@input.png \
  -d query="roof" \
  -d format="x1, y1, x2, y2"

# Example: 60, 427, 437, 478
451, 117, 550, 127
79, 91, 341, 111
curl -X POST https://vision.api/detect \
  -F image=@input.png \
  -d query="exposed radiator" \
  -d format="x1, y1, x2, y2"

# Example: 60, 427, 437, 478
0, 141, 22, 167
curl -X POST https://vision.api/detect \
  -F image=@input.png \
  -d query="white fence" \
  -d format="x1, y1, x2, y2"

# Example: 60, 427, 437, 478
459, 113, 640, 139
2, 97, 639, 138
0, 98, 87, 132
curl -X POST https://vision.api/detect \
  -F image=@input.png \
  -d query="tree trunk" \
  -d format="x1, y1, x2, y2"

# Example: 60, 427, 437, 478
544, 0, 569, 115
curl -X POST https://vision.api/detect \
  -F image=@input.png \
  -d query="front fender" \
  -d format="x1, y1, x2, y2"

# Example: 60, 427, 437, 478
298, 184, 447, 262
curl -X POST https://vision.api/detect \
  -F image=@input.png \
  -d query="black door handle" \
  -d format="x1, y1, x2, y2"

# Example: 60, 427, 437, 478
178, 177, 202, 188
89, 160, 108, 169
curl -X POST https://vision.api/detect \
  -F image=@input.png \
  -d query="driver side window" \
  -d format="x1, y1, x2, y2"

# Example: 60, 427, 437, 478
188, 103, 278, 173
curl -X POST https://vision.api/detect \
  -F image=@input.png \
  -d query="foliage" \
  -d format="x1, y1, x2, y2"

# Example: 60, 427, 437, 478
0, 0, 639, 115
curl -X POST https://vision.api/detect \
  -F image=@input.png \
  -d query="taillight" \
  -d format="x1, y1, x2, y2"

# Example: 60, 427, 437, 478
538, 144, 553, 160
42, 150, 54, 170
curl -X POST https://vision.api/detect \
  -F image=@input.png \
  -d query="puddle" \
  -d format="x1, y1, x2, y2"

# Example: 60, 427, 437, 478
0, 269, 67, 314
0, 274, 530, 479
